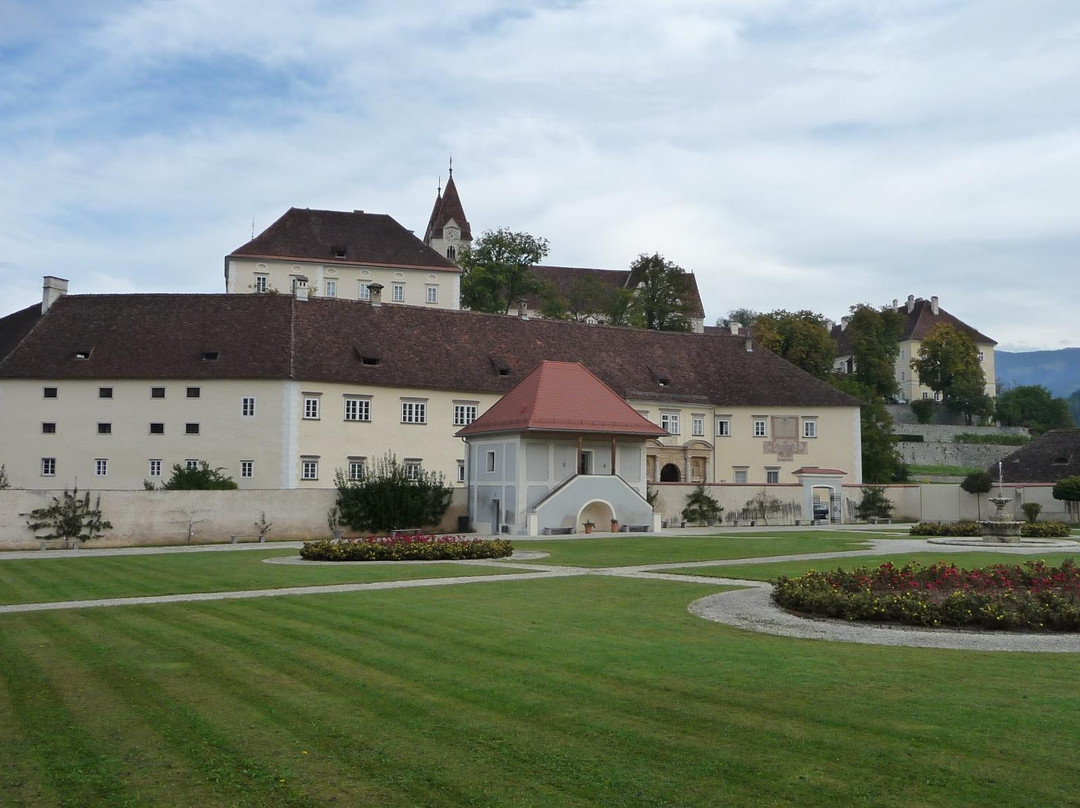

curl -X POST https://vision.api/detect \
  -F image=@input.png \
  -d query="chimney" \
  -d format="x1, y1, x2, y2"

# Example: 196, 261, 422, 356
906, 294, 915, 313
729, 322, 740, 335
292, 276, 309, 301
517, 299, 529, 320
368, 282, 384, 307
892, 298, 899, 311
42, 276, 69, 314
930, 295, 939, 315
840, 316, 850, 331
744, 337, 753, 353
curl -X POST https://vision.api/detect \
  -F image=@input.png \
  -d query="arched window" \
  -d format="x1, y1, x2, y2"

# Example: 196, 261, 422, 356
660, 463, 681, 482
446, 245, 456, 260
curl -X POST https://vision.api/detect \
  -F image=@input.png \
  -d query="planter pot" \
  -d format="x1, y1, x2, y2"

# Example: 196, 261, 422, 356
610, 521, 620, 532
583, 524, 594, 534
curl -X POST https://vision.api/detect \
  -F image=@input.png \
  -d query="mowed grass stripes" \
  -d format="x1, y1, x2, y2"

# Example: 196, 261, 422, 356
2, 576, 1079, 807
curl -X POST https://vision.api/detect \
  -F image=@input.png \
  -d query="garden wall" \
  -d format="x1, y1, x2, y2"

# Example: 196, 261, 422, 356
0, 488, 469, 551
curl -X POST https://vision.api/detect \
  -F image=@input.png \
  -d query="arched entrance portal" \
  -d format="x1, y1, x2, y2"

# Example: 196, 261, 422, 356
660, 463, 681, 482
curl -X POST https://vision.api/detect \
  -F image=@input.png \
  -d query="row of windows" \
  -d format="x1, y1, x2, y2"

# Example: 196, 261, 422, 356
729, 467, 783, 484
255, 274, 441, 304
40, 457, 242, 478
656, 414, 818, 439
303, 396, 478, 426
42, 385, 207, 400
301, 457, 428, 482
41, 422, 205, 435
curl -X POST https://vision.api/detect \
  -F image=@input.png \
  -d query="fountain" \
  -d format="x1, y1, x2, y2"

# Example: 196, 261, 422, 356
980, 462, 1023, 543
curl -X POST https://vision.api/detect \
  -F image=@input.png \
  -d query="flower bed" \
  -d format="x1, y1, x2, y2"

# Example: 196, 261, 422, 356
300, 534, 513, 562
772, 559, 1080, 631
910, 521, 1071, 538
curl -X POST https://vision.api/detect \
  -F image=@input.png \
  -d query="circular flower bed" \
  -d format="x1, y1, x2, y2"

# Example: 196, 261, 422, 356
772, 559, 1080, 631
300, 534, 513, 562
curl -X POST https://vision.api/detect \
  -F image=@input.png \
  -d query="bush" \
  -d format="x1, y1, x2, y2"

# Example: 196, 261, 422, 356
300, 534, 513, 562
953, 433, 1030, 446
335, 454, 452, 533
856, 486, 894, 521
910, 399, 937, 424
772, 559, 1080, 631
1021, 502, 1042, 523
1021, 521, 1070, 538
909, 521, 981, 537
161, 462, 238, 490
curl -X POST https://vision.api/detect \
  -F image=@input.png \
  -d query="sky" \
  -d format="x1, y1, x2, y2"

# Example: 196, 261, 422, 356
2, 0, 1079, 352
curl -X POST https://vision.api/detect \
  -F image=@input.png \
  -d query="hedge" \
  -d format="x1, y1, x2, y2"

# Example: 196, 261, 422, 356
300, 534, 514, 562
909, 521, 1071, 538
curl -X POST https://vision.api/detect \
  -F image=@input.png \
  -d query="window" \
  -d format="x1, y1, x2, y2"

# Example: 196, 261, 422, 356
901, 371, 905, 381
325, 280, 337, 298
753, 419, 767, 438
150, 422, 164, 434
358, 282, 371, 301
99, 387, 113, 398
254, 275, 268, 293
202, 351, 219, 362
148, 459, 162, 477
240, 460, 253, 479
42, 422, 56, 434
42, 457, 56, 476
301, 459, 319, 480
978, 350, 985, 363
401, 400, 427, 424
453, 403, 477, 426
426, 285, 438, 304
97, 422, 112, 435
185, 423, 200, 435
348, 458, 366, 481
43, 387, 58, 398
344, 397, 371, 422
933, 391, 941, 402
391, 283, 405, 303
303, 396, 321, 420
922, 392, 930, 400
486, 451, 496, 472
660, 413, 680, 434
95, 458, 108, 477
734, 468, 748, 484
242, 397, 256, 417
692, 416, 705, 437
446, 245, 456, 260
803, 419, 817, 439
900, 348, 906, 360
716, 418, 731, 437
151, 387, 166, 398
404, 459, 422, 480
766, 469, 780, 484
187, 387, 200, 398
579, 451, 593, 475
185, 459, 199, 470
457, 460, 465, 483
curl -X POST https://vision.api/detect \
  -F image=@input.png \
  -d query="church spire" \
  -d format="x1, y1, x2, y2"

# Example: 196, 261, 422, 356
423, 160, 472, 263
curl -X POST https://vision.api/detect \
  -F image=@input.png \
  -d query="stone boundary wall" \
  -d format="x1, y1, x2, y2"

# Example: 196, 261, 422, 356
892, 423, 1029, 440
897, 442, 1016, 469
0, 488, 469, 551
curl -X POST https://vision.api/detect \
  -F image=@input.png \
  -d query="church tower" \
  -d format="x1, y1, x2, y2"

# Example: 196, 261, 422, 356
423, 160, 472, 263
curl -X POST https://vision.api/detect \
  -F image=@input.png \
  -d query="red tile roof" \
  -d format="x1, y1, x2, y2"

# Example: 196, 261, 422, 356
832, 298, 995, 356
229, 208, 456, 270
456, 361, 668, 437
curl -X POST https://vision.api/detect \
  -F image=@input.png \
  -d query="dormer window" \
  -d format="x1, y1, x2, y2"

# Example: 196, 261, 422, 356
74, 349, 93, 360
353, 346, 381, 366
489, 356, 512, 376
332, 246, 347, 259
202, 351, 219, 361
1052, 456, 1070, 465
361, 356, 380, 366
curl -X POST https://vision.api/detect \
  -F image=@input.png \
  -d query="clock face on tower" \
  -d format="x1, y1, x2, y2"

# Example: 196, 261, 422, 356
445, 227, 459, 240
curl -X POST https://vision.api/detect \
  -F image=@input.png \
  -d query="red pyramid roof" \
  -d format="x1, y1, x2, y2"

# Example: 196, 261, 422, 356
456, 361, 667, 438
423, 173, 472, 243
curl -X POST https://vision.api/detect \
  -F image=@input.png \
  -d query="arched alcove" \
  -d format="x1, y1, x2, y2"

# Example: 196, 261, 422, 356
660, 463, 681, 482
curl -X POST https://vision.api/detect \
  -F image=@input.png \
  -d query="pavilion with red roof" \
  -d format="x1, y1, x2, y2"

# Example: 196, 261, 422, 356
456, 361, 666, 535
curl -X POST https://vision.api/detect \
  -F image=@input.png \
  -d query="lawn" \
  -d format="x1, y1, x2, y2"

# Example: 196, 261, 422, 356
0, 549, 515, 605
2, 540, 1079, 806
515, 533, 873, 567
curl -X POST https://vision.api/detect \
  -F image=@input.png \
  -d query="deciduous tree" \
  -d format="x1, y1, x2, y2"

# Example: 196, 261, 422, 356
911, 324, 992, 424
626, 253, 693, 332
845, 304, 906, 399
832, 378, 906, 483
752, 310, 835, 380
994, 385, 1073, 434
459, 229, 550, 314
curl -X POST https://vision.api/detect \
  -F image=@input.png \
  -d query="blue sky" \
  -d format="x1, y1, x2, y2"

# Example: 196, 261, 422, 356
2, 0, 1079, 351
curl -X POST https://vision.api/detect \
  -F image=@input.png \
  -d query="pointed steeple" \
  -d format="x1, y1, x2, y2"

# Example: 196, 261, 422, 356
423, 161, 472, 263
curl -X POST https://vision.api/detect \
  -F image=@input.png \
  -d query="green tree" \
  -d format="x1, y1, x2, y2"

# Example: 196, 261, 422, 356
716, 308, 759, 330
1068, 389, 1080, 426
681, 484, 723, 526
911, 324, 992, 424
752, 310, 836, 380
161, 462, 238, 490
24, 487, 112, 543
855, 486, 894, 521
994, 385, 1073, 434
960, 470, 993, 520
626, 253, 693, 332
832, 378, 906, 483
335, 454, 452, 533
459, 228, 550, 314
1052, 475, 1080, 523
845, 304, 906, 399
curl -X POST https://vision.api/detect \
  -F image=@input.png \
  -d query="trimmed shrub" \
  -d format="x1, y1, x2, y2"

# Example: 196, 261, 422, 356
682, 484, 723, 526
910, 399, 937, 424
300, 534, 513, 562
772, 559, 1080, 631
910, 521, 981, 537
1021, 521, 1070, 538
1021, 502, 1042, 523
335, 454, 452, 533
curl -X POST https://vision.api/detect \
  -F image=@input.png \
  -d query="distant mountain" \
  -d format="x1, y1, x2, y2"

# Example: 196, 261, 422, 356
995, 348, 1080, 398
